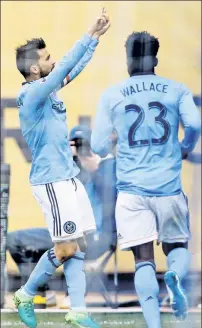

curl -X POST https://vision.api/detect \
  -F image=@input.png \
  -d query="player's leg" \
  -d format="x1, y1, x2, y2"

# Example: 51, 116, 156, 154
13, 241, 76, 328
163, 242, 190, 281
131, 242, 161, 328
62, 237, 86, 310
154, 192, 191, 319
163, 242, 190, 319
64, 178, 99, 328
13, 182, 79, 328
116, 193, 161, 328
50, 178, 99, 328
48, 179, 88, 311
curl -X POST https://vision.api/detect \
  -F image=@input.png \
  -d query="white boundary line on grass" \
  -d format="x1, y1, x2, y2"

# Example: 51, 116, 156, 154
1, 308, 201, 314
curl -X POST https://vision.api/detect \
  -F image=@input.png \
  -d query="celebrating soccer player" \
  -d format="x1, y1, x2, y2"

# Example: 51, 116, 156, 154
91, 31, 201, 327
14, 9, 110, 328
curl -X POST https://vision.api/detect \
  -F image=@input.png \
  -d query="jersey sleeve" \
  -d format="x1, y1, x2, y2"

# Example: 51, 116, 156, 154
55, 37, 99, 92
179, 84, 201, 153
24, 34, 92, 106
91, 91, 114, 157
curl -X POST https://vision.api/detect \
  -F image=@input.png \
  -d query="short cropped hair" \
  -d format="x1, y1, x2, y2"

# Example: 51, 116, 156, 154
16, 38, 46, 78
125, 31, 159, 59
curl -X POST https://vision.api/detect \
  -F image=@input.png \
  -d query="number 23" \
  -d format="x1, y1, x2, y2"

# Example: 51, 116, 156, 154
125, 101, 171, 147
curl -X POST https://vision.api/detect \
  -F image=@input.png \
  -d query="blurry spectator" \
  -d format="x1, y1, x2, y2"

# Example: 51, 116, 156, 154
88, 137, 117, 259
7, 228, 53, 282
7, 228, 56, 307
69, 125, 117, 259
69, 125, 103, 233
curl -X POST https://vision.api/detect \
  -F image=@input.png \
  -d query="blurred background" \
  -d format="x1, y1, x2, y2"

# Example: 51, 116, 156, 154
1, 0, 201, 310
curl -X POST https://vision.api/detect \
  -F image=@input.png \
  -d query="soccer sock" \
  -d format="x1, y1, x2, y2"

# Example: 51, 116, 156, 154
135, 261, 161, 328
63, 251, 86, 310
23, 248, 62, 297
167, 247, 191, 280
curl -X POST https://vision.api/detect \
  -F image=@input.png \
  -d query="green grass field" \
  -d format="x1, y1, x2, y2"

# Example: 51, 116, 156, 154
1, 311, 201, 328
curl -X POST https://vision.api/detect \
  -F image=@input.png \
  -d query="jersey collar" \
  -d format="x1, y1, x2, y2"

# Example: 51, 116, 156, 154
131, 72, 156, 76
22, 81, 34, 86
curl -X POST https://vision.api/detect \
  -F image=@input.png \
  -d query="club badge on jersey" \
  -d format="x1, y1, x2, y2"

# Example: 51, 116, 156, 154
63, 221, 77, 234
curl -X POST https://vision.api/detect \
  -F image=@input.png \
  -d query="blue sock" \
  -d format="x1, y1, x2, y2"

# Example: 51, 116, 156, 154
167, 247, 191, 280
23, 248, 62, 296
63, 252, 86, 309
135, 261, 161, 328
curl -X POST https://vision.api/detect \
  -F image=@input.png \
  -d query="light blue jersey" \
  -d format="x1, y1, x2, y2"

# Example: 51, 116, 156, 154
17, 34, 98, 185
91, 73, 201, 196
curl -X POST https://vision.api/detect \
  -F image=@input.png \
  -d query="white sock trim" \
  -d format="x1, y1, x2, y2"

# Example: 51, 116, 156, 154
21, 287, 34, 298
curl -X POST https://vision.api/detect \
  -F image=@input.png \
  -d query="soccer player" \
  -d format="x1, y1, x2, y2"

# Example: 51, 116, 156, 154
14, 10, 110, 328
91, 31, 201, 327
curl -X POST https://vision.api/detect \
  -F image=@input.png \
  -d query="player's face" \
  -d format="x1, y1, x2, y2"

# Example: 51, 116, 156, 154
37, 48, 55, 78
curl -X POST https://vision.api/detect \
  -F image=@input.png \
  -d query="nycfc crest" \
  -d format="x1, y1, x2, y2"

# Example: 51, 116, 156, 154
63, 221, 76, 234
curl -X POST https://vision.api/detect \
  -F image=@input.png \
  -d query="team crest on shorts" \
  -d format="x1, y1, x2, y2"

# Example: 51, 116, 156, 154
63, 221, 76, 234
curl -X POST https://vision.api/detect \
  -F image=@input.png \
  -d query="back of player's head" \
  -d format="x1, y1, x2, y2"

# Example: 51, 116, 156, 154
125, 31, 159, 75
16, 38, 46, 78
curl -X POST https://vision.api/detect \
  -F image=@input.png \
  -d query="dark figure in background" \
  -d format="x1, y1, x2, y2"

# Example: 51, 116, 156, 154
7, 229, 55, 307
70, 125, 117, 260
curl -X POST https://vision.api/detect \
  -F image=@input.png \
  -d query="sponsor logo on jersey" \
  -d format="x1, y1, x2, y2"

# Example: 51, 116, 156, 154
52, 102, 66, 113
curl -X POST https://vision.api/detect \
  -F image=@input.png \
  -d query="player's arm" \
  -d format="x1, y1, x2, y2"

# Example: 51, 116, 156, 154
24, 34, 93, 106
56, 12, 110, 91
25, 12, 110, 106
91, 92, 114, 157
179, 85, 201, 158
55, 37, 99, 91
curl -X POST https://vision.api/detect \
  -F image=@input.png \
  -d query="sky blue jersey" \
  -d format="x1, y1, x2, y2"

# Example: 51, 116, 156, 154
17, 34, 98, 185
91, 73, 201, 196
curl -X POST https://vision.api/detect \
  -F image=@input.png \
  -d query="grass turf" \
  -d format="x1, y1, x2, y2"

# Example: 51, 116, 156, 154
1, 312, 201, 328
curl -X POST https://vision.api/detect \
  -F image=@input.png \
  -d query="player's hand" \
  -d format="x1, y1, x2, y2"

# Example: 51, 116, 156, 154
88, 8, 110, 37
93, 20, 111, 39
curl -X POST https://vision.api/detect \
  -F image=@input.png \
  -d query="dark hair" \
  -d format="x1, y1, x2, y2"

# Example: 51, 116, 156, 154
125, 31, 159, 58
125, 31, 159, 74
16, 38, 46, 78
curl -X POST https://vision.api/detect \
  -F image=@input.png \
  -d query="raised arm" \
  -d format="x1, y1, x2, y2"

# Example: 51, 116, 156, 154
179, 85, 201, 158
25, 11, 110, 106
55, 37, 99, 91
56, 11, 111, 90
24, 34, 93, 106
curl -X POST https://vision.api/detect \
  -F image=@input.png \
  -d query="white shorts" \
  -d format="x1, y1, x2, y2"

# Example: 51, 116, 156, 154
31, 178, 96, 242
116, 192, 190, 250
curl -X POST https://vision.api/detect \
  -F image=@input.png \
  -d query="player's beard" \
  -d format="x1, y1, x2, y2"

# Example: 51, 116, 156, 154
39, 68, 49, 78
39, 64, 54, 78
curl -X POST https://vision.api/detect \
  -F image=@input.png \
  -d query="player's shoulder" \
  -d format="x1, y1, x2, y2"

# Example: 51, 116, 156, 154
16, 82, 31, 107
17, 78, 46, 102
19, 78, 46, 94
156, 75, 190, 95
100, 77, 133, 106
17, 78, 46, 110
102, 77, 132, 95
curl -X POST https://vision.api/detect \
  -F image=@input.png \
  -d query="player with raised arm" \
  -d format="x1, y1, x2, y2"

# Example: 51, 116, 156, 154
14, 9, 110, 328
91, 31, 201, 327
